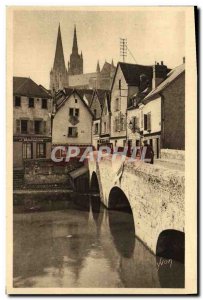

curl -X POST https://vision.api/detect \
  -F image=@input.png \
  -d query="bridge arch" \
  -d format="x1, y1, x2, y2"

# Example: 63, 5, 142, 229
156, 229, 185, 263
108, 187, 132, 213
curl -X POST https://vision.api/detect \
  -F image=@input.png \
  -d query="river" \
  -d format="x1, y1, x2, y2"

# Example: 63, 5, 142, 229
13, 192, 184, 288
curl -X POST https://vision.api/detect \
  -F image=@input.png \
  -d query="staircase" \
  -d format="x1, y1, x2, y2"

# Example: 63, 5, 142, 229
13, 169, 25, 190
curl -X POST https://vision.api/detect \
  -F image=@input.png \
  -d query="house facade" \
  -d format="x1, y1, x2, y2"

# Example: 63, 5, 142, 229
99, 92, 111, 147
13, 77, 52, 169
110, 62, 162, 148
52, 90, 93, 149
90, 89, 108, 149
143, 63, 185, 152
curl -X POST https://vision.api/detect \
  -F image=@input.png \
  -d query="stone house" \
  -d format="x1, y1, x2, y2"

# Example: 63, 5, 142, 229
13, 77, 52, 169
52, 89, 93, 149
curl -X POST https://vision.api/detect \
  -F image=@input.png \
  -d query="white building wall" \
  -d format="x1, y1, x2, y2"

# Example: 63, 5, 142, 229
143, 97, 161, 134
52, 93, 92, 145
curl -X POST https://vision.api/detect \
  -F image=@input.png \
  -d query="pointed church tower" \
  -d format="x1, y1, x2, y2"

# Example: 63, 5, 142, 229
68, 25, 83, 75
72, 25, 78, 54
50, 24, 68, 92
96, 60, 100, 73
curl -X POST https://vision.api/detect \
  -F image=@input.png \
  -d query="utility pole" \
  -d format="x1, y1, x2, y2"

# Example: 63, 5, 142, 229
120, 38, 127, 62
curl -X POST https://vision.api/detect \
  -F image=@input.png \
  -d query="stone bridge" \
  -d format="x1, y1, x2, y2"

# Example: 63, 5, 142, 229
88, 152, 185, 260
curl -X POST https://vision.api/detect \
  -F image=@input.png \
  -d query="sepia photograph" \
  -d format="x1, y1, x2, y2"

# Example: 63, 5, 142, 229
6, 6, 197, 295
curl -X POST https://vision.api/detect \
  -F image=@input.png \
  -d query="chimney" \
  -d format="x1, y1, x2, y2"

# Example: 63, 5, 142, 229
183, 57, 185, 64
152, 62, 168, 89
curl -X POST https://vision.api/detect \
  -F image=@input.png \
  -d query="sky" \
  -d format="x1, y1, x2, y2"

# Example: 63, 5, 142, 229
13, 8, 185, 89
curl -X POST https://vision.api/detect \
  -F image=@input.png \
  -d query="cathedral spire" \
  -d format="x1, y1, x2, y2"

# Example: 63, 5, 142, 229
53, 24, 66, 72
72, 25, 78, 54
96, 60, 100, 72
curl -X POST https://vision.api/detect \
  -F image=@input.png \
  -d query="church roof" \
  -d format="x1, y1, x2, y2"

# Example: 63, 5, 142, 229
13, 77, 52, 98
100, 61, 116, 74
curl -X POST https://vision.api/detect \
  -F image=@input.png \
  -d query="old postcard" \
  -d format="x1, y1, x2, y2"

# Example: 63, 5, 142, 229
6, 6, 197, 294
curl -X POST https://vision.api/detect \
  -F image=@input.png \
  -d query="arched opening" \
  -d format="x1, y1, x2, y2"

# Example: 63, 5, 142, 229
156, 230, 185, 288
108, 187, 132, 213
108, 187, 135, 258
90, 172, 99, 193
156, 230, 185, 263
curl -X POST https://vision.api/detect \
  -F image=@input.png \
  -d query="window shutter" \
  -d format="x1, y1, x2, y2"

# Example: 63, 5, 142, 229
144, 114, 147, 130
147, 113, 151, 131
29, 120, 34, 134
43, 121, 47, 134
141, 111, 144, 128
16, 120, 20, 134
117, 116, 121, 132
113, 117, 116, 132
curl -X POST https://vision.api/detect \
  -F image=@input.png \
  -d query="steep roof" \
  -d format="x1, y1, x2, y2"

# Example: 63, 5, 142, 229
119, 62, 153, 86
143, 63, 185, 102
13, 77, 52, 98
56, 89, 94, 117
94, 89, 110, 107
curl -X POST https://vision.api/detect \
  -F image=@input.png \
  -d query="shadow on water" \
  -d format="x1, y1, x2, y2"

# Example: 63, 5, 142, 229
156, 230, 185, 288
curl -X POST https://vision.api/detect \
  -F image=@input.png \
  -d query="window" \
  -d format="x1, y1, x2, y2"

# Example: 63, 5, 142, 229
119, 79, 121, 90
37, 143, 46, 158
69, 108, 74, 116
42, 99, 47, 109
144, 114, 148, 130
94, 109, 97, 117
120, 116, 126, 131
104, 122, 107, 133
15, 96, 21, 107
34, 120, 42, 134
22, 143, 33, 159
115, 98, 119, 111
21, 120, 28, 134
29, 98, 34, 108
69, 108, 79, 118
75, 99, 78, 103
68, 127, 78, 137
144, 113, 151, 131
75, 108, 79, 117
94, 123, 99, 134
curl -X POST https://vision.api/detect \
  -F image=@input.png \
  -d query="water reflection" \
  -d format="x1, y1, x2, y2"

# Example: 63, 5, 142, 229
13, 193, 184, 288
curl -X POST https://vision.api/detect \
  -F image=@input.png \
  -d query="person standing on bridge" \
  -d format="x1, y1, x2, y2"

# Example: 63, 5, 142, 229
141, 140, 154, 164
